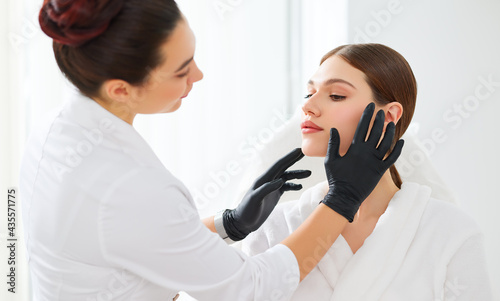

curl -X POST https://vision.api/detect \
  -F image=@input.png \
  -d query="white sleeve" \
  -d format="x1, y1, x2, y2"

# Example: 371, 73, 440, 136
98, 168, 299, 301
444, 233, 493, 301
241, 200, 298, 257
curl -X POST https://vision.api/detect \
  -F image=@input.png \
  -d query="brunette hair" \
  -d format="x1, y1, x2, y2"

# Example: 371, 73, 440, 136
39, 0, 182, 98
321, 44, 417, 188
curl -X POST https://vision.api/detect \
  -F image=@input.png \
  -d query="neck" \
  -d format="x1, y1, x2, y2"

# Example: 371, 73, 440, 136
92, 97, 136, 126
354, 170, 399, 222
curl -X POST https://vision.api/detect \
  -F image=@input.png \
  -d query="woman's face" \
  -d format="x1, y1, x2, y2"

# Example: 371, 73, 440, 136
131, 18, 204, 114
301, 55, 380, 157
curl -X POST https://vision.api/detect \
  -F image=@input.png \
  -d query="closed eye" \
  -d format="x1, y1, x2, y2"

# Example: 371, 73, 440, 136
177, 69, 190, 78
330, 94, 346, 101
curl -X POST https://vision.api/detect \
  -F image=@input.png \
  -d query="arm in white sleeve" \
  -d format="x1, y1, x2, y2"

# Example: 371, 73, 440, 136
444, 233, 493, 301
98, 168, 300, 301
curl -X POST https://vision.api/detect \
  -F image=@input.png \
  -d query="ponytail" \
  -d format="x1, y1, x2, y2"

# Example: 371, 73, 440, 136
390, 165, 402, 189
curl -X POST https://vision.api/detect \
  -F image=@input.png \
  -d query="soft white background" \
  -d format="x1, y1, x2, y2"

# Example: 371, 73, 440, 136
0, 0, 498, 300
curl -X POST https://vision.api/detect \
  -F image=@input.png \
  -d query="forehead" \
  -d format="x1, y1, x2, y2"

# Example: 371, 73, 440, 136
158, 20, 196, 70
309, 55, 367, 87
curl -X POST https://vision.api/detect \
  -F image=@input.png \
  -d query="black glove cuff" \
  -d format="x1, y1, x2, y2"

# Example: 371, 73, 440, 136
222, 209, 248, 241
321, 184, 363, 223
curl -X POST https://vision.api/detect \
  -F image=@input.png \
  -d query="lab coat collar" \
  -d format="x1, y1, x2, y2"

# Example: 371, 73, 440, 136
62, 91, 163, 168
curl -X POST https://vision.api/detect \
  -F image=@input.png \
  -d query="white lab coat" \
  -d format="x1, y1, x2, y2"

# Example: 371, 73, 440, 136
19, 93, 300, 301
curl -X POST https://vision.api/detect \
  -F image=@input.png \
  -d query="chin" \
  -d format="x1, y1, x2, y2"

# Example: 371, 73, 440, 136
301, 138, 327, 157
161, 100, 182, 113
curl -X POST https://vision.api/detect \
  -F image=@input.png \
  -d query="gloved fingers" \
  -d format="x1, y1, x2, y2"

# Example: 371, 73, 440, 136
353, 102, 375, 144
255, 148, 305, 186
383, 139, 404, 167
280, 170, 312, 181
325, 128, 341, 164
280, 182, 303, 192
251, 178, 284, 201
377, 122, 396, 157
366, 109, 386, 147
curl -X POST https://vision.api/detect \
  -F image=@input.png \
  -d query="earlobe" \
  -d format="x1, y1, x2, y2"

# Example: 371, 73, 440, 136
384, 102, 403, 125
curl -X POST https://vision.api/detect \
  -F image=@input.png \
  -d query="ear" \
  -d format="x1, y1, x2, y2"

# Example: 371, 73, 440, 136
101, 79, 133, 104
384, 101, 403, 126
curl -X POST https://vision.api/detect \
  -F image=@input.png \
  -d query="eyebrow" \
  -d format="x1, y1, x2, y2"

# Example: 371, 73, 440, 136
175, 56, 194, 72
307, 78, 356, 89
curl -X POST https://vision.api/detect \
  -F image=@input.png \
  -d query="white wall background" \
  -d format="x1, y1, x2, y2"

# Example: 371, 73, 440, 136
347, 0, 500, 298
1, 0, 499, 300
134, 0, 293, 218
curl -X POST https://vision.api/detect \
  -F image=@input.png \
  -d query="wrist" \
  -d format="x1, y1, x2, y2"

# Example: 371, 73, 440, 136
321, 188, 362, 223
214, 210, 236, 244
214, 210, 228, 238
222, 209, 248, 241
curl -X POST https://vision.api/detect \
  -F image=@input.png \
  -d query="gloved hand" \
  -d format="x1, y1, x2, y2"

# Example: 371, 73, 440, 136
321, 102, 404, 222
223, 148, 311, 241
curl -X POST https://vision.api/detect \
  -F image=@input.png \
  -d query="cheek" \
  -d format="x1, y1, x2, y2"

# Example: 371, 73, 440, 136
324, 109, 364, 156
337, 124, 357, 155
300, 102, 372, 157
137, 81, 186, 114
159, 80, 186, 99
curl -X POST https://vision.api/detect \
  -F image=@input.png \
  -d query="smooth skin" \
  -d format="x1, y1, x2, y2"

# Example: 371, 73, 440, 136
91, 16, 392, 282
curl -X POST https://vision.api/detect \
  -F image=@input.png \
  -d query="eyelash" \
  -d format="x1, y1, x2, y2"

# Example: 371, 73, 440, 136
304, 94, 346, 101
177, 69, 190, 78
330, 94, 346, 101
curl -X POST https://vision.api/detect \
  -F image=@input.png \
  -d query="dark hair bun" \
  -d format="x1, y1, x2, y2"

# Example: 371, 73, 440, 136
39, 0, 124, 46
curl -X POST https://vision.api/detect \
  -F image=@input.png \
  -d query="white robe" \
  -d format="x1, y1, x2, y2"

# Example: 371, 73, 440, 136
241, 181, 493, 301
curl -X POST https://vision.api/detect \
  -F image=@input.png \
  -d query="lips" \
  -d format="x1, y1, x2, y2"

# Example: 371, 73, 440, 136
181, 87, 192, 99
301, 120, 323, 134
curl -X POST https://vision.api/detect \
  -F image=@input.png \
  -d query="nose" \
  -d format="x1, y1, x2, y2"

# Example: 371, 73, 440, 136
302, 94, 320, 117
188, 60, 204, 85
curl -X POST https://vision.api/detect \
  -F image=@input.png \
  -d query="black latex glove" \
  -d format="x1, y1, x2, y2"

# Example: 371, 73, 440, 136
223, 148, 311, 241
321, 102, 404, 222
